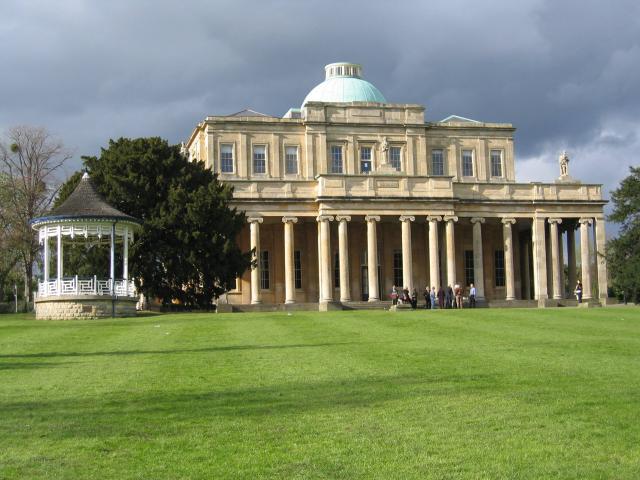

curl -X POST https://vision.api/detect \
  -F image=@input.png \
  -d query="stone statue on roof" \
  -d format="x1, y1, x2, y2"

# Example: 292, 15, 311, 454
559, 151, 569, 177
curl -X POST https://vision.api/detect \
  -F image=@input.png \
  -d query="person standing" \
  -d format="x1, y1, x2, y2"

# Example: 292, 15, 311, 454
469, 283, 477, 308
430, 286, 437, 309
445, 285, 453, 309
391, 285, 399, 307
411, 288, 418, 309
574, 280, 583, 303
437, 286, 445, 309
454, 283, 463, 309
423, 286, 431, 309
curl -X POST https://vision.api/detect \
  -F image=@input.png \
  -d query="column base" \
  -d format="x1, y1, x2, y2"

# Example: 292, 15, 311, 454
285, 300, 295, 304
318, 301, 342, 312
368, 297, 380, 302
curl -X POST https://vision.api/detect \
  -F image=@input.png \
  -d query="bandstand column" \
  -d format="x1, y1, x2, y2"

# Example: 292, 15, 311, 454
399, 215, 415, 291
502, 218, 516, 301
43, 230, 50, 283
567, 226, 577, 292
282, 216, 298, 304
444, 216, 458, 286
427, 216, 441, 288
336, 215, 351, 302
579, 218, 593, 300
110, 223, 116, 295
317, 215, 334, 302
123, 226, 129, 281
548, 218, 563, 299
56, 225, 63, 292
248, 216, 263, 304
365, 215, 380, 301
594, 217, 608, 302
470, 217, 485, 299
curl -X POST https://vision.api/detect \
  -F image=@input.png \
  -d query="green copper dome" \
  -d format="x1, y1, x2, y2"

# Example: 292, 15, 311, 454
302, 62, 387, 107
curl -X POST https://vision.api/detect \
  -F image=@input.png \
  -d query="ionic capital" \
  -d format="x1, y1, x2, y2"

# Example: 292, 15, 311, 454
365, 215, 381, 223
578, 217, 593, 226
282, 216, 298, 224
247, 216, 263, 224
426, 215, 442, 223
501, 217, 516, 226
335, 215, 352, 222
443, 215, 458, 223
316, 215, 334, 223
399, 215, 415, 223
470, 217, 485, 224
547, 218, 563, 225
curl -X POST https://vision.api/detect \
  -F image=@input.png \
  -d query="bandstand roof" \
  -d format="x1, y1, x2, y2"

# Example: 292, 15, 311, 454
31, 172, 141, 228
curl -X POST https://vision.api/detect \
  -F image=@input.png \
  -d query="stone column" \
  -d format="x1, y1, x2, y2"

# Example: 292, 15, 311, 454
567, 226, 577, 292
336, 215, 352, 302
522, 237, 531, 299
502, 218, 516, 301
558, 227, 565, 297
427, 216, 441, 288
470, 217, 485, 299
282, 216, 298, 304
399, 215, 415, 291
248, 216, 263, 304
579, 218, 593, 300
594, 217, 608, 302
365, 215, 380, 301
548, 218, 563, 300
43, 232, 50, 282
444, 216, 458, 287
317, 215, 334, 302
532, 217, 548, 302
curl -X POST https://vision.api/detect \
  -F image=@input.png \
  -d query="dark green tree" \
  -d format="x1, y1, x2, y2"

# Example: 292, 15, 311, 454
607, 166, 640, 303
57, 137, 251, 308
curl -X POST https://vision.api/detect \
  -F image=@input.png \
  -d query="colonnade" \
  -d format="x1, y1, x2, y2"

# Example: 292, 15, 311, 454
245, 214, 608, 306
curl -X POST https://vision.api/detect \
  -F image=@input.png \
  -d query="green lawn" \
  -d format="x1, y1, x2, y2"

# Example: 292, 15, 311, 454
1, 308, 639, 479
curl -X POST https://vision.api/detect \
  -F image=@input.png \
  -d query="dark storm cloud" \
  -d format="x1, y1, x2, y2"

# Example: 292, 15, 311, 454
1, 0, 639, 200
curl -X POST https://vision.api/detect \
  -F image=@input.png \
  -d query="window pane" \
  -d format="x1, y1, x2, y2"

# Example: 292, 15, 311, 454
285, 146, 298, 175
390, 146, 401, 171
464, 250, 474, 286
393, 250, 403, 287
260, 250, 270, 289
432, 150, 444, 176
491, 150, 503, 177
334, 252, 340, 288
330, 145, 343, 173
220, 144, 234, 173
495, 249, 505, 287
294, 250, 302, 289
360, 146, 372, 174
253, 145, 266, 174
462, 150, 473, 177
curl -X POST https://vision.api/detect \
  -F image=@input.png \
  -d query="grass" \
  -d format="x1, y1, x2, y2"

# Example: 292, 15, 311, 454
0, 308, 639, 479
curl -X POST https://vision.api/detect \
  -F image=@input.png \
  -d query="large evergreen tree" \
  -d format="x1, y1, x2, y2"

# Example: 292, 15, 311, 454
607, 166, 640, 303
57, 137, 251, 308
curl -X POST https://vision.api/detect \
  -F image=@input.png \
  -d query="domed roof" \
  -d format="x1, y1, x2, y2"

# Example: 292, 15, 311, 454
302, 62, 386, 107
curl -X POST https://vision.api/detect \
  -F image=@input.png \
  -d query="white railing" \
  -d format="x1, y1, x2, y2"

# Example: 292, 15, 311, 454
37, 277, 136, 298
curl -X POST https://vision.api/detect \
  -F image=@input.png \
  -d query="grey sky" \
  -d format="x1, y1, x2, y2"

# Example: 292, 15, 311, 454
1, 0, 639, 213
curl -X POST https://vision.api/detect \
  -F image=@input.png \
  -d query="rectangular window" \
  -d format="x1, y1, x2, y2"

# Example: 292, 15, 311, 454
334, 252, 340, 288
253, 145, 266, 174
464, 250, 474, 287
462, 150, 474, 177
491, 150, 503, 177
432, 149, 444, 176
228, 276, 237, 291
360, 146, 372, 174
390, 146, 402, 171
393, 250, 403, 288
285, 146, 298, 175
494, 249, 505, 287
220, 144, 234, 173
260, 250, 270, 289
330, 145, 343, 173
294, 250, 302, 289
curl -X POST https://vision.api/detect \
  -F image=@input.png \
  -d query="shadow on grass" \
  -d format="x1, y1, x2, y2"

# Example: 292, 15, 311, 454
0, 341, 386, 360
0, 361, 76, 371
0, 371, 499, 440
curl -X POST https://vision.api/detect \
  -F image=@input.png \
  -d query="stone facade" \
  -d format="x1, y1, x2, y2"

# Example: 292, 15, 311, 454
35, 296, 137, 320
185, 63, 609, 308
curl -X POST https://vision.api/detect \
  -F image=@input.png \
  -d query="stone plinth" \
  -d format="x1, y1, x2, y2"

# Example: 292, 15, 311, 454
35, 295, 137, 320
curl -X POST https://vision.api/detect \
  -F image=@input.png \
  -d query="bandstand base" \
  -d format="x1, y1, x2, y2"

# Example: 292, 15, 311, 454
35, 295, 137, 320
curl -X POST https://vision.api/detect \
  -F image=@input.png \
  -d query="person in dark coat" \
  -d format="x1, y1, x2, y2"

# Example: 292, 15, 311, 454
437, 286, 445, 309
411, 288, 418, 309
445, 285, 453, 308
423, 286, 431, 309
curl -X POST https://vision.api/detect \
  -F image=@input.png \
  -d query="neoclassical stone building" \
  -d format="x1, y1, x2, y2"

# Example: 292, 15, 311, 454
185, 62, 608, 308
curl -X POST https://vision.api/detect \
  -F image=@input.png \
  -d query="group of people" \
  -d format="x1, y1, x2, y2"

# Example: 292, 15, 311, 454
390, 283, 478, 309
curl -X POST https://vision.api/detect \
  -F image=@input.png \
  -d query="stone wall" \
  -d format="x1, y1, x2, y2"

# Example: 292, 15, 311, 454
35, 296, 137, 320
